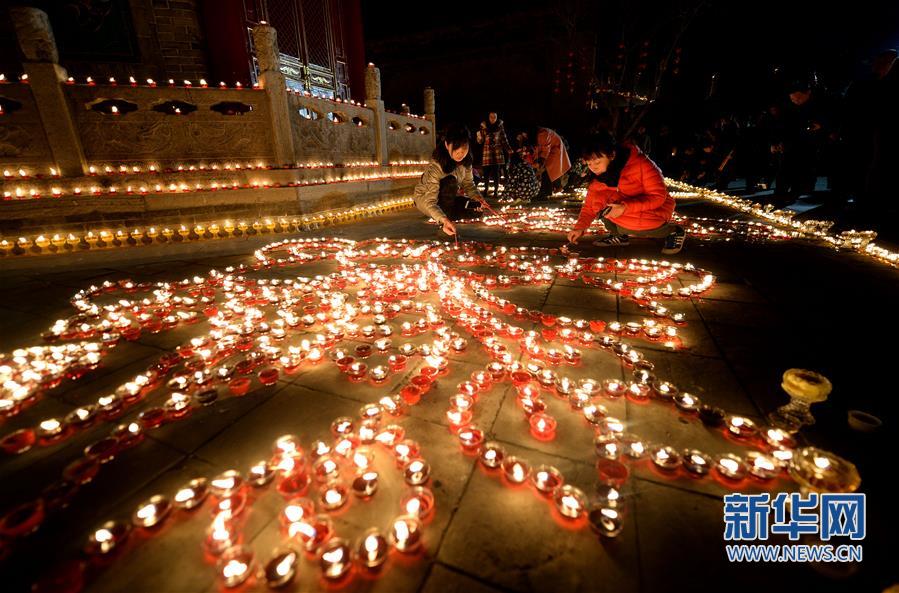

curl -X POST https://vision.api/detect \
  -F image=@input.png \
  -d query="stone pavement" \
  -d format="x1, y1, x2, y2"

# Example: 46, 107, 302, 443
0, 199, 894, 593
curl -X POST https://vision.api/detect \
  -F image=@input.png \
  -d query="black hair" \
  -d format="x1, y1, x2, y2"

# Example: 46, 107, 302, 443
581, 132, 630, 185
580, 131, 619, 160
433, 123, 473, 173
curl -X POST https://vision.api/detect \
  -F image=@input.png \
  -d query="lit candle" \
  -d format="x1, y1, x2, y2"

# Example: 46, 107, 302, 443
290, 514, 333, 552
674, 391, 701, 412
313, 455, 341, 482
85, 520, 130, 555
205, 513, 237, 556
132, 494, 171, 528
331, 417, 355, 436
173, 477, 209, 509
502, 456, 530, 484
479, 442, 506, 469
594, 434, 620, 460
403, 459, 431, 486
356, 528, 389, 569
36, 418, 65, 441
210, 470, 244, 498
762, 427, 796, 450
627, 382, 651, 401
588, 505, 623, 538
218, 545, 254, 588
553, 485, 587, 519
446, 409, 473, 431
599, 417, 626, 436
620, 436, 647, 459
370, 365, 389, 383
726, 416, 758, 439
652, 381, 678, 399
531, 464, 563, 494
746, 452, 779, 480
457, 425, 485, 451
248, 461, 276, 487
280, 497, 314, 528
389, 516, 422, 553
683, 450, 712, 476
263, 548, 298, 588
650, 445, 681, 471
602, 379, 627, 398
596, 483, 624, 508
582, 402, 608, 425
320, 538, 352, 580
529, 412, 557, 440
715, 454, 748, 480
400, 486, 435, 520
352, 471, 379, 498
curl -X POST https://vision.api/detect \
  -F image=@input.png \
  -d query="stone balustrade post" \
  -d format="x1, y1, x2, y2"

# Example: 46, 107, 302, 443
424, 87, 436, 148
10, 7, 87, 176
251, 23, 296, 165
365, 64, 389, 166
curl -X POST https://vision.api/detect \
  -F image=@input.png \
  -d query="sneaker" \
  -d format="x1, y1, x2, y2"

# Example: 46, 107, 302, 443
592, 235, 630, 248
661, 228, 686, 254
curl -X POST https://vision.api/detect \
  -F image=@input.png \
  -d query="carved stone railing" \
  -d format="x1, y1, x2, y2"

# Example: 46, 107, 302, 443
1, 9, 436, 178
64, 85, 274, 164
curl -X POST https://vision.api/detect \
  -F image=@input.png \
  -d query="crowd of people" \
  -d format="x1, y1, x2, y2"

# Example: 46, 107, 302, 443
640, 50, 899, 222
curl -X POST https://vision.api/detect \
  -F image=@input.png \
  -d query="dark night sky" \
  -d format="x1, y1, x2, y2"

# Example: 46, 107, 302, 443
361, 0, 899, 135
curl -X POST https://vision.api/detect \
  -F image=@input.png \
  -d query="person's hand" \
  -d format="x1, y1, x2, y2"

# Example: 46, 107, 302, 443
607, 203, 627, 218
567, 229, 585, 244
441, 219, 457, 236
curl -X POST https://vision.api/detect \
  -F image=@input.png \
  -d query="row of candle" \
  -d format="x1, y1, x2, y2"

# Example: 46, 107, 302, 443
668, 178, 899, 268
0, 170, 424, 201
0, 72, 430, 117
464, 205, 792, 245
0, 160, 429, 181
0, 199, 414, 257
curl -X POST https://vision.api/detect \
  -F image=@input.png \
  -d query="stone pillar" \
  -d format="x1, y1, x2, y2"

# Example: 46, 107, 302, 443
11, 7, 87, 176
365, 64, 389, 166
424, 87, 436, 148
252, 23, 295, 165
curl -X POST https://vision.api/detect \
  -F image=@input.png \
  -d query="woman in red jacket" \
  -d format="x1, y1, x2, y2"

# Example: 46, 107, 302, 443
566, 132, 686, 254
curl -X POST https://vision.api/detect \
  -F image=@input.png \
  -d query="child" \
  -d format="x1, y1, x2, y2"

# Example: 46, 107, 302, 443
566, 132, 686, 254
503, 152, 540, 202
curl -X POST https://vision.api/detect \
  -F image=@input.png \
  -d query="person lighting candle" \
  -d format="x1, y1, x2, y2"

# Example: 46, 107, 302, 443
413, 124, 488, 237
566, 132, 686, 255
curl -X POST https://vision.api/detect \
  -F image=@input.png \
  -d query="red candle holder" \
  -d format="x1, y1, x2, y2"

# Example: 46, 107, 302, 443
388, 354, 407, 371
529, 412, 557, 441
228, 377, 252, 396
400, 384, 422, 405
410, 375, 433, 393
1, 428, 36, 455
137, 407, 167, 428
596, 459, 629, 487
510, 370, 532, 387
446, 409, 472, 432
258, 368, 279, 386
